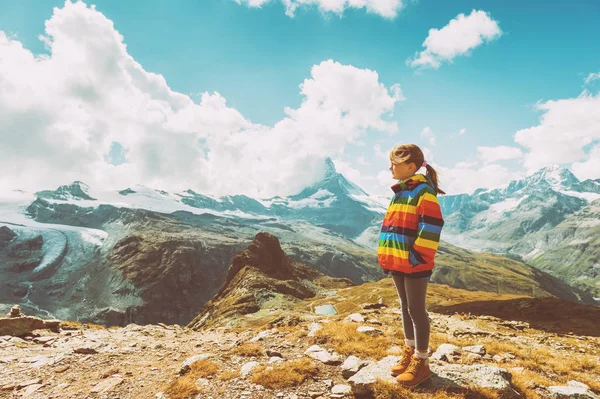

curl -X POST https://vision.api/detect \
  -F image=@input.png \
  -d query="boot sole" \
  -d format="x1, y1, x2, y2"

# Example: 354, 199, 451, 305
396, 373, 431, 387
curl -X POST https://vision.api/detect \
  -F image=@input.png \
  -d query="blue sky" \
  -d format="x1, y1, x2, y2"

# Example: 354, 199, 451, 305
0, 0, 598, 197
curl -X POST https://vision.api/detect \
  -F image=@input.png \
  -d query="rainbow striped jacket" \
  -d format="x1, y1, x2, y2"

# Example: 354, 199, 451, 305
378, 174, 444, 277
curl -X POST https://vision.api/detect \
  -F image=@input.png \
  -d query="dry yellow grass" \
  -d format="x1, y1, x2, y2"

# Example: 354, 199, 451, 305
510, 369, 555, 399
309, 320, 393, 360
248, 358, 320, 389
371, 380, 473, 399
217, 370, 240, 381
164, 359, 220, 399
231, 342, 264, 357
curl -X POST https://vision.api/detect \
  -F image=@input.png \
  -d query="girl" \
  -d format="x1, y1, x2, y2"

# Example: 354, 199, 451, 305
378, 144, 445, 387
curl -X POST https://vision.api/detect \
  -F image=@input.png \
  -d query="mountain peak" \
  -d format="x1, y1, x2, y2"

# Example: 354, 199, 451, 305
35, 181, 96, 201
324, 157, 337, 180
529, 165, 579, 188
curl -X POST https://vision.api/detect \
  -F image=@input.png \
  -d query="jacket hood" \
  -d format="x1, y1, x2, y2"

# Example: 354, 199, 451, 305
391, 174, 434, 193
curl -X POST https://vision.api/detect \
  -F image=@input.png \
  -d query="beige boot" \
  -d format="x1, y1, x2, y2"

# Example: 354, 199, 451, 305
390, 346, 415, 376
395, 355, 431, 387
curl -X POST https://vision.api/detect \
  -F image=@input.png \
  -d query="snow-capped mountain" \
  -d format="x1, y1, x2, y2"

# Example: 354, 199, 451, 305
12, 157, 385, 239
439, 165, 600, 297
36, 181, 97, 201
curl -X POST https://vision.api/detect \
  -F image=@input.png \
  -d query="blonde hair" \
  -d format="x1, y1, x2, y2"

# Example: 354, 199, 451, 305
390, 144, 445, 195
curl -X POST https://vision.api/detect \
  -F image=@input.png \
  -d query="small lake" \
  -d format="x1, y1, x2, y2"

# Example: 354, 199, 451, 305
314, 304, 337, 315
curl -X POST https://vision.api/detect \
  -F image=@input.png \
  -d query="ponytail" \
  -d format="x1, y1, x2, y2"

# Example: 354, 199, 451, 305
425, 164, 445, 195
389, 143, 445, 195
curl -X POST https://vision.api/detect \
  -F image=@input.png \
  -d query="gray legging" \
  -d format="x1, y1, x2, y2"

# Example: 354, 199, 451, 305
391, 274, 430, 351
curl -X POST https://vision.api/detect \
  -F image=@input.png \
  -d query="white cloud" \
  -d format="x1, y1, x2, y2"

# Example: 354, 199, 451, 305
513, 91, 600, 174
332, 158, 362, 184
408, 10, 502, 69
236, 0, 404, 18
373, 144, 388, 160
438, 162, 524, 195
0, 1, 403, 198
571, 144, 600, 181
476, 145, 523, 164
459, 128, 466, 136
420, 126, 436, 145
584, 72, 600, 85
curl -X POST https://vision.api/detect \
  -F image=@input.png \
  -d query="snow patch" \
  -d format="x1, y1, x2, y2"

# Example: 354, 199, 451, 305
559, 190, 600, 202
81, 229, 108, 246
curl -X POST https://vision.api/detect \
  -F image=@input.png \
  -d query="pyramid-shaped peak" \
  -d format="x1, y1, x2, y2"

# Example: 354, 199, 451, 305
324, 157, 337, 180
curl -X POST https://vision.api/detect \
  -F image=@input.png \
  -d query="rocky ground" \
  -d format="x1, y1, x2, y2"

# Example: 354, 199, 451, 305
1, 295, 599, 399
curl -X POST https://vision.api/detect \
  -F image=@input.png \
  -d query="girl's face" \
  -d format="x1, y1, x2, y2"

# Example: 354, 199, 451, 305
390, 160, 417, 181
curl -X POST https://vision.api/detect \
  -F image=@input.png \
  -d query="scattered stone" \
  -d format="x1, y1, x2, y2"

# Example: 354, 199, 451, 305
362, 298, 386, 309
331, 384, 352, 394
304, 345, 342, 365
462, 344, 486, 355
356, 326, 383, 336
249, 330, 271, 342
429, 363, 517, 396
307, 323, 322, 337
17, 379, 42, 389
341, 355, 368, 379
179, 353, 212, 375
366, 319, 382, 325
54, 365, 70, 373
344, 313, 365, 323
22, 383, 43, 396
268, 356, 284, 364
323, 379, 333, 388
90, 375, 123, 394
240, 361, 260, 377
548, 380, 600, 399
266, 349, 282, 357
432, 343, 462, 362
74, 347, 98, 355
492, 352, 516, 363
348, 356, 400, 397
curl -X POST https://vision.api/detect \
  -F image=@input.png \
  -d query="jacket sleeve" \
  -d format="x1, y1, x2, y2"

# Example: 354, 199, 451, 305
409, 188, 444, 267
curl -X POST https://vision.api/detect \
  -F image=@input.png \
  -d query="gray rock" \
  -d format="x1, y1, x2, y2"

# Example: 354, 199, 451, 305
462, 345, 486, 355
548, 380, 600, 399
90, 375, 123, 394
432, 343, 461, 362
304, 345, 342, 365
179, 353, 211, 375
341, 355, 368, 379
240, 361, 260, 378
356, 326, 383, 336
249, 330, 271, 342
429, 363, 517, 397
348, 356, 401, 398
307, 323, 322, 337
344, 313, 365, 323
331, 384, 352, 394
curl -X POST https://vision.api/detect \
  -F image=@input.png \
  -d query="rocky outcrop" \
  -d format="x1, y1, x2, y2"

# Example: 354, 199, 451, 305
0, 306, 60, 336
187, 232, 353, 330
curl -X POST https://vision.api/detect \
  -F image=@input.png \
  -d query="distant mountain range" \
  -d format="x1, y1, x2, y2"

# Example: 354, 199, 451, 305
0, 160, 597, 326
438, 165, 600, 297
